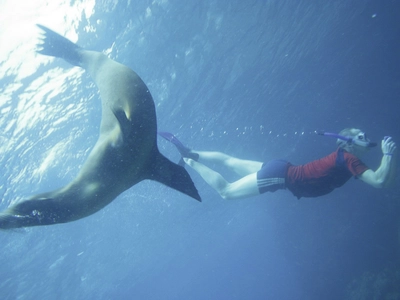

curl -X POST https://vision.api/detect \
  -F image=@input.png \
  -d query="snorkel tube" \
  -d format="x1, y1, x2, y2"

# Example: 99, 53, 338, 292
316, 130, 378, 148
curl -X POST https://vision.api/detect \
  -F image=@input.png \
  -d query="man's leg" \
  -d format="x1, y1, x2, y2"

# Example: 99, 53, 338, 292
157, 132, 263, 176
194, 151, 263, 176
184, 158, 260, 200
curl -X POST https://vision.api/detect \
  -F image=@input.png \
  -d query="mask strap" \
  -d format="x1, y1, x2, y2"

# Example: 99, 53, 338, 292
316, 131, 377, 148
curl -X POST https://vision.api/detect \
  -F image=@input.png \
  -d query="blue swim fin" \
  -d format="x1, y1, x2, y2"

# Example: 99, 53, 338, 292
158, 132, 199, 162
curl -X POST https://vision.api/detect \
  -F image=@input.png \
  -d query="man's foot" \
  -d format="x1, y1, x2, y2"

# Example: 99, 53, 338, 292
183, 157, 194, 167
158, 132, 199, 161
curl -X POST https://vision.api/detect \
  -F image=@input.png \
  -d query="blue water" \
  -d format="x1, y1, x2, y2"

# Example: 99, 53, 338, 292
0, 1, 399, 299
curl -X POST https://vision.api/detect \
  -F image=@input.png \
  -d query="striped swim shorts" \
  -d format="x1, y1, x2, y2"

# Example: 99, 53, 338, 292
256, 159, 288, 194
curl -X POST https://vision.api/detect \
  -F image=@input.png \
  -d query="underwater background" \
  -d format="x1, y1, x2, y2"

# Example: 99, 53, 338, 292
0, 0, 399, 299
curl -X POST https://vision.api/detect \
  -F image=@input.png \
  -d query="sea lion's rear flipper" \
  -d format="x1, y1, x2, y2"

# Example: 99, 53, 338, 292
36, 24, 83, 66
150, 152, 201, 202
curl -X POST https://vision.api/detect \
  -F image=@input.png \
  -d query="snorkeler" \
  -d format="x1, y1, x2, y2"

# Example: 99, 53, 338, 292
158, 129, 397, 199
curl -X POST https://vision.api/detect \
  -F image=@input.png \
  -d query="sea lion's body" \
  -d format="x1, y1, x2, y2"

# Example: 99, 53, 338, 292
0, 25, 200, 229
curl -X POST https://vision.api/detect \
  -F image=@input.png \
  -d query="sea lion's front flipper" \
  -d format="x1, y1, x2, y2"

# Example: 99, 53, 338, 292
112, 107, 131, 139
112, 107, 201, 201
150, 152, 201, 202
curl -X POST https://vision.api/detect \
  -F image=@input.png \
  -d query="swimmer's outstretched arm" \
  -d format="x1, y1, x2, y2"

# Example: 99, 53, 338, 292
359, 136, 397, 188
183, 157, 260, 200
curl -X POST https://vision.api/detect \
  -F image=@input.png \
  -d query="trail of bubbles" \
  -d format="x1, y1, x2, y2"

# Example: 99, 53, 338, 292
195, 125, 318, 139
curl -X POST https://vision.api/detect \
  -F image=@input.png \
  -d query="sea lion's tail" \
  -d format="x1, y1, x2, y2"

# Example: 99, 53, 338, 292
150, 152, 201, 202
36, 24, 83, 66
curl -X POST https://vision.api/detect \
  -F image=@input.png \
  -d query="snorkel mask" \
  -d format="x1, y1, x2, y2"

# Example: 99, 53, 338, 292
316, 130, 378, 148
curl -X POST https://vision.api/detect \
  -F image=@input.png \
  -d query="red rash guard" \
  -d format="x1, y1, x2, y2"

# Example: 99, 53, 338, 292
286, 148, 369, 198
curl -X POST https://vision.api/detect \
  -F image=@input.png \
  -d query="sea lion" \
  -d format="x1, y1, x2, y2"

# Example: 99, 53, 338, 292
0, 25, 200, 229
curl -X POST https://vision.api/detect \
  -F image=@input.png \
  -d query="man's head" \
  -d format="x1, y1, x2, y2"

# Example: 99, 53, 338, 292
337, 128, 376, 156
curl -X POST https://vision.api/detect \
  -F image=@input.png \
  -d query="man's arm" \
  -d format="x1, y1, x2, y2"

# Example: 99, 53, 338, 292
359, 137, 397, 188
